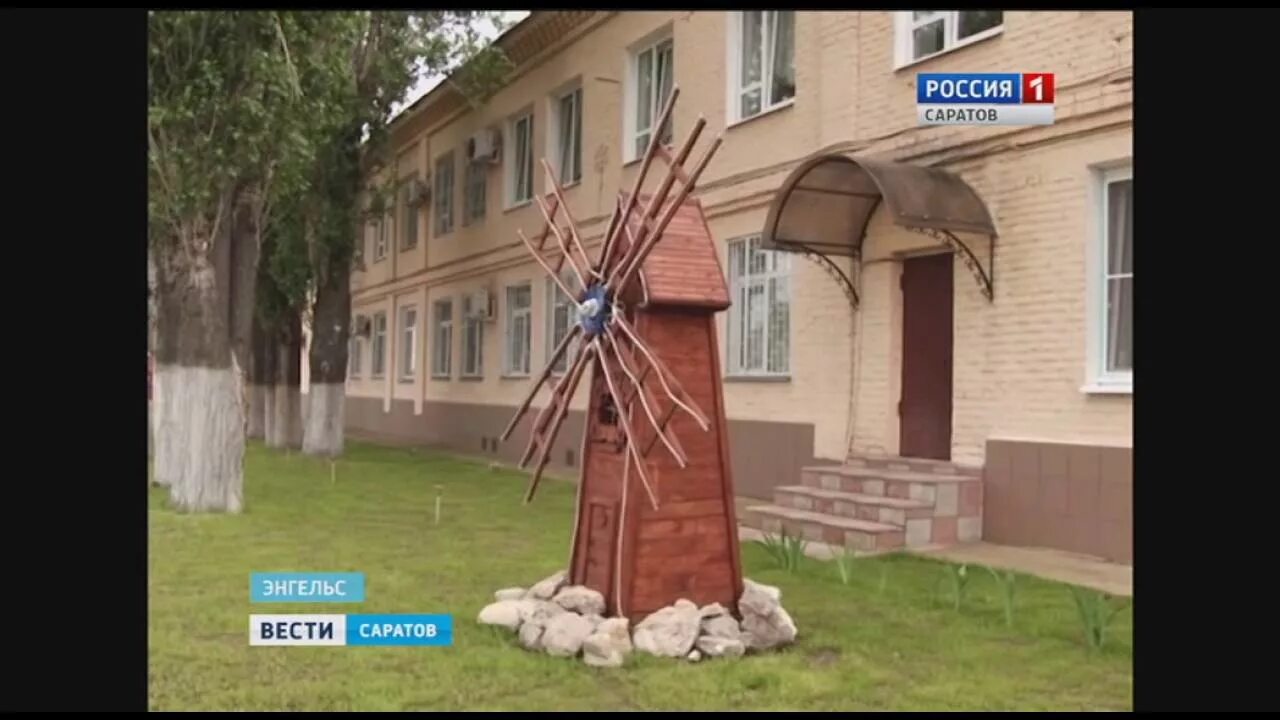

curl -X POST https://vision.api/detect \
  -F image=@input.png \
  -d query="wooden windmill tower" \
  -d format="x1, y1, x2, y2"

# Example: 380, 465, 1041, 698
501, 87, 744, 622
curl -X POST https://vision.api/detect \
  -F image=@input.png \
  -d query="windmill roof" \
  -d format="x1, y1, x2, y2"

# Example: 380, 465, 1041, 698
622, 196, 731, 311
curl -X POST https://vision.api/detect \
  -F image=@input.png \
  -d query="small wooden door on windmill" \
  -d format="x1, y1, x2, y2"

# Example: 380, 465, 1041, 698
570, 194, 745, 622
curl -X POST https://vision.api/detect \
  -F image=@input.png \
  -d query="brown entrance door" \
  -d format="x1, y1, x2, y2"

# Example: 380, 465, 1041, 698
899, 253, 954, 461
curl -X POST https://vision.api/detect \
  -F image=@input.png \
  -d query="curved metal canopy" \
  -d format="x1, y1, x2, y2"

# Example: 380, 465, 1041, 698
760, 153, 999, 302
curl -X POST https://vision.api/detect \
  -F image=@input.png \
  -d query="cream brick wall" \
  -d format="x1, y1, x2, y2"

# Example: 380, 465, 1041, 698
347, 10, 1134, 466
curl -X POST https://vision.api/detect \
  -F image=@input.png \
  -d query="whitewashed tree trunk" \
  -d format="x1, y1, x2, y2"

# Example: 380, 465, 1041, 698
160, 364, 246, 512
152, 191, 259, 513
151, 368, 172, 487
303, 383, 346, 456
303, 248, 351, 457
269, 381, 302, 448
247, 383, 266, 439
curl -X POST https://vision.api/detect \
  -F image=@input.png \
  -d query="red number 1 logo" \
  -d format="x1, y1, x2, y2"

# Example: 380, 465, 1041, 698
1022, 73, 1055, 104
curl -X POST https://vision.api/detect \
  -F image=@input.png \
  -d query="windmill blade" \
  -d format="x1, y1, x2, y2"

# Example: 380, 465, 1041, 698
610, 133, 725, 295
596, 195, 625, 280
603, 115, 708, 287
524, 343, 593, 502
517, 338, 591, 468
597, 85, 681, 279
602, 330, 688, 468
532, 193, 589, 290
592, 338, 660, 511
500, 324, 583, 443
539, 159, 599, 280
610, 313, 710, 432
517, 228, 583, 303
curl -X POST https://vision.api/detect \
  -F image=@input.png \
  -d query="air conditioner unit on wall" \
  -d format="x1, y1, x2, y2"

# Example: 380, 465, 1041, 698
353, 315, 372, 338
469, 288, 496, 322
467, 128, 502, 165
407, 177, 431, 206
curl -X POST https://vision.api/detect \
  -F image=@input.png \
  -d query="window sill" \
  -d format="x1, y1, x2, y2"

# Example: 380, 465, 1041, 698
431, 374, 451, 381
501, 373, 532, 380
400, 244, 417, 253
894, 26, 1004, 72
434, 230, 453, 239
460, 375, 484, 382
727, 98, 795, 130
1081, 380, 1132, 396
372, 256, 387, 264
622, 143, 673, 169
725, 374, 791, 383
398, 377, 415, 385
504, 199, 532, 214
371, 374, 385, 381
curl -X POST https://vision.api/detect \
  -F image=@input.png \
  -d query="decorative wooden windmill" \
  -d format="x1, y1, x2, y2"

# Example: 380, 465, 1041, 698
500, 87, 744, 622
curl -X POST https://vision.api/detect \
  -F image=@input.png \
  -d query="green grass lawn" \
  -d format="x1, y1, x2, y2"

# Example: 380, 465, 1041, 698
148, 441, 1133, 711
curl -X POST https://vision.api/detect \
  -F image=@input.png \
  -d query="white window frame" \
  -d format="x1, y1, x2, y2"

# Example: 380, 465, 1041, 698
726, 11, 796, 126
504, 283, 533, 377
726, 235, 791, 378
434, 152, 455, 237
372, 217, 388, 262
1084, 163, 1133, 395
624, 29, 675, 164
461, 294, 485, 378
545, 274, 579, 375
371, 312, 388, 378
893, 11, 1005, 69
431, 299, 452, 379
548, 83, 584, 187
398, 304, 418, 382
463, 159, 487, 225
506, 110, 535, 209
400, 177, 419, 250
348, 334, 363, 378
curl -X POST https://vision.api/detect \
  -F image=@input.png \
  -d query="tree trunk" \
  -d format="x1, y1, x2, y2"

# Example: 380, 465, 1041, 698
267, 310, 303, 449
246, 317, 269, 440
152, 193, 260, 513
302, 248, 352, 457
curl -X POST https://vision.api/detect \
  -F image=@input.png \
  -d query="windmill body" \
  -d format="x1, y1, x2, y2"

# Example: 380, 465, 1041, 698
502, 88, 745, 622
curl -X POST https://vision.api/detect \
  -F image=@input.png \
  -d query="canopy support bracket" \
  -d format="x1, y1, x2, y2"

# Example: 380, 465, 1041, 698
906, 226, 995, 302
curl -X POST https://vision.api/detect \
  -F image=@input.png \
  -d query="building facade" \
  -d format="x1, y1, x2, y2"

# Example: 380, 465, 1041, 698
340, 10, 1134, 562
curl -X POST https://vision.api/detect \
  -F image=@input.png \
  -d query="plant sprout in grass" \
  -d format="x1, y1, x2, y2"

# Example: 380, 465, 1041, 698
1070, 586, 1131, 654
760, 528, 808, 573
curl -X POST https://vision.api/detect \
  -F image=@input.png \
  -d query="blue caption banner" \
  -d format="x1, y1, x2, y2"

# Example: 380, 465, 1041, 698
917, 73, 1023, 104
346, 614, 454, 646
251, 572, 366, 603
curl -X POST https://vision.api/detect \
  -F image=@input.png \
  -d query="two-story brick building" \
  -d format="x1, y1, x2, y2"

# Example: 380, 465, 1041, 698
337, 10, 1133, 563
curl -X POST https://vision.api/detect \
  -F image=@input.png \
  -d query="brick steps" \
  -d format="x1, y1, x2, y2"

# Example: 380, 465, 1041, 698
838, 454, 982, 478
742, 504, 906, 553
774, 485, 933, 526
741, 454, 985, 554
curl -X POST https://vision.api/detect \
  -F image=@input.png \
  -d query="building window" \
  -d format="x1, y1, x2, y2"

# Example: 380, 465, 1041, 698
546, 275, 578, 373
508, 111, 534, 207
371, 312, 388, 378
726, 235, 790, 376
399, 305, 417, 382
627, 33, 674, 162
896, 11, 1004, 67
461, 293, 485, 378
400, 179, 419, 250
348, 334, 363, 378
464, 161, 486, 225
730, 11, 795, 123
551, 86, 583, 186
434, 152, 455, 237
1089, 165, 1133, 392
432, 299, 453, 379
504, 284, 532, 377
372, 217, 387, 262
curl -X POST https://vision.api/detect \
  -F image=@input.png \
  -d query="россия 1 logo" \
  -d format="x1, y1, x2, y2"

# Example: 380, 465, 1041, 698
917, 72, 1055, 126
